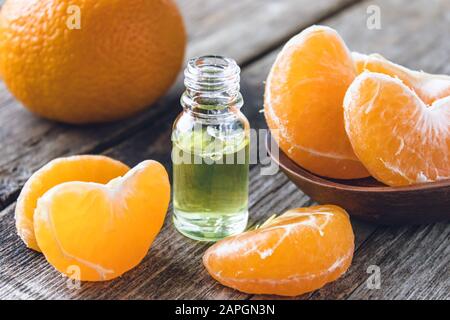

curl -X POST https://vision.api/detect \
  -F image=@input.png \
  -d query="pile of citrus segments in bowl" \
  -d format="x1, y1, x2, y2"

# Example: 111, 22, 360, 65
2, 0, 448, 299
265, 25, 449, 187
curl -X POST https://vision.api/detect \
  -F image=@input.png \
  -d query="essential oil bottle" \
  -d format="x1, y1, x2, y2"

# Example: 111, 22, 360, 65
172, 55, 250, 241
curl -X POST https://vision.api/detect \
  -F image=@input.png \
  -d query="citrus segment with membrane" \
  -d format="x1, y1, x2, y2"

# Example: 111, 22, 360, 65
344, 72, 450, 186
16, 155, 130, 252
34, 160, 170, 281
264, 25, 369, 179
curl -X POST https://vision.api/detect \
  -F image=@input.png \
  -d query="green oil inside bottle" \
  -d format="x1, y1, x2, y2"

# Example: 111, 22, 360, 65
172, 126, 249, 241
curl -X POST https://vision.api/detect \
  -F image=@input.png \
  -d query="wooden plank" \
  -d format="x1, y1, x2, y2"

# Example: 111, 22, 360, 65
252, 0, 450, 300
0, 169, 307, 299
1, 0, 449, 300
306, 223, 450, 300
101, 0, 450, 300
305, 0, 450, 300
347, 224, 449, 300
0, 0, 357, 210
0, 0, 364, 299
0, 30, 371, 303
183, 0, 362, 63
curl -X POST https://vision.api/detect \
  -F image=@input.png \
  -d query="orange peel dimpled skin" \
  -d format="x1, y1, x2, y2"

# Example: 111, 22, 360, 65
264, 25, 370, 179
203, 205, 355, 297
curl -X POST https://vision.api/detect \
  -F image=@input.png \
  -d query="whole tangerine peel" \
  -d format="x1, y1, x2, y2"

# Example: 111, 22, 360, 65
0, 0, 186, 123
34, 160, 170, 281
344, 72, 450, 186
15, 155, 130, 252
353, 52, 450, 105
203, 205, 354, 297
264, 25, 369, 179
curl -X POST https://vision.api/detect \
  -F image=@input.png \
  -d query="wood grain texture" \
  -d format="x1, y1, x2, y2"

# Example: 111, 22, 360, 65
269, 138, 450, 224
0, 0, 364, 299
302, 0, 450, 299
0, 169, 309, 299
104, 0, 450, 300
0, 0, 357, 210
308, 223, 450, 300
347, 224, 449, 300
0, 0, 449, 300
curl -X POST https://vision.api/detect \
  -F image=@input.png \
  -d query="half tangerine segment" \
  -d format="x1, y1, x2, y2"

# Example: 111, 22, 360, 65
344, 72, 450, 186
34, 160, 170, 281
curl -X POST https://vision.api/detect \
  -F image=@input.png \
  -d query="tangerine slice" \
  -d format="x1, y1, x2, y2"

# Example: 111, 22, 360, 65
264, 25, 369, 179
34, 160, 170, 281
203, 205, 354, 297
344, 72, 450, 186
16, 155, 129, 252
353, 52, 450, 105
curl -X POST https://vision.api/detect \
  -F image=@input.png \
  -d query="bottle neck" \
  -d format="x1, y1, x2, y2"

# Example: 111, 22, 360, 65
181, 56, 243, 120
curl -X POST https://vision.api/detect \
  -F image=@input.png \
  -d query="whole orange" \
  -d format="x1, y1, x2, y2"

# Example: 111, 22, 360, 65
0, 0, 186, 124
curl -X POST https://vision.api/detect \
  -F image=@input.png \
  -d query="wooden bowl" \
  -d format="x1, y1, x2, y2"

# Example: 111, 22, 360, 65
266, 134, 450, 225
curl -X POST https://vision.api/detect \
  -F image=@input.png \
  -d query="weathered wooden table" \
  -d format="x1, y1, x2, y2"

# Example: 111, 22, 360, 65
0, 0, 449, 300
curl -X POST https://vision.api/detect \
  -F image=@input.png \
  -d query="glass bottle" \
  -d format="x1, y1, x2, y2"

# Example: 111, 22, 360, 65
172, 55, 250, 241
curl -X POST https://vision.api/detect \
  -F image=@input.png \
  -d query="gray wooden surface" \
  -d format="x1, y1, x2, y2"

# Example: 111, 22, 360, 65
0, 0, 449, 300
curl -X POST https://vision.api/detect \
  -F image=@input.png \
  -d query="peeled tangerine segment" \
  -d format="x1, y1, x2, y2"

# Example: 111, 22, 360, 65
34, 160, 170, 281
203, 205, 354, 297
344, 72, 450, 186
264, 25, 369, 179
352, 52, 450, 105
15, 155, 130, 252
